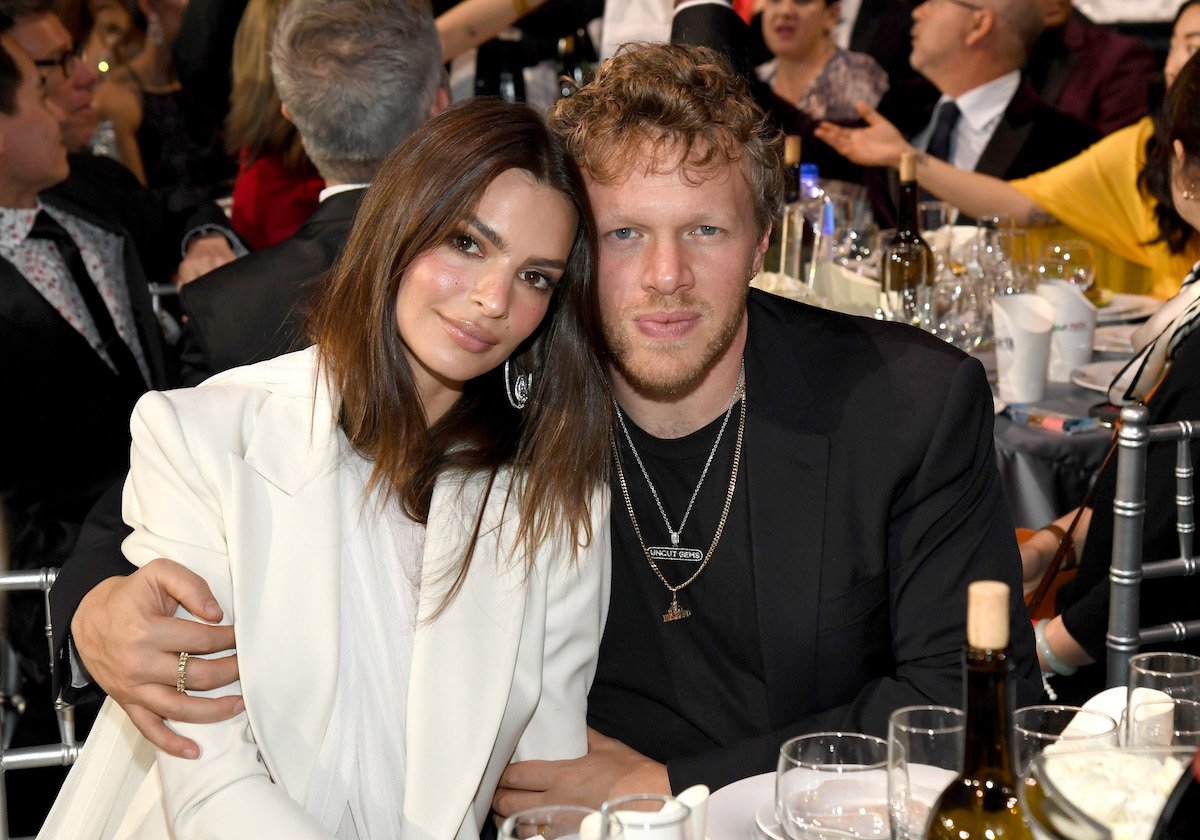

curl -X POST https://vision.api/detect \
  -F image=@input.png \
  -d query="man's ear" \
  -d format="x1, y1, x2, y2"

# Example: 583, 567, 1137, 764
428, 83, 450, 119
963, 7, 995, 49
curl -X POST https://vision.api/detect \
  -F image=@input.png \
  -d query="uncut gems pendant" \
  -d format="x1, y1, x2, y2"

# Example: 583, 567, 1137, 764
662, 594, 692, 623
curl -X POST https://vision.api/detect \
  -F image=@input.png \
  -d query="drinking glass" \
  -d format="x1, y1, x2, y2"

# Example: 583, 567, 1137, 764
1129, 697, 1200, 746
1128, 652, 1200, 742
600, 794, 692, 840
917, 200, 951, 236
776, 732, 889, 839
500, 806, 622, 840
887, 706, 964, 840
1038, 240, 1096, 292
1012, 705, 1118, 774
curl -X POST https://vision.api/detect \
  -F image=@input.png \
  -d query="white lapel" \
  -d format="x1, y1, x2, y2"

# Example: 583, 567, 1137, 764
403, 469, 529, 839
219, 348, 345, 800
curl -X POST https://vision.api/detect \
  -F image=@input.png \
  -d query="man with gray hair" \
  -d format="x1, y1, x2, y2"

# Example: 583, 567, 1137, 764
802, 0, 1097, 218
178, 0, 447, 377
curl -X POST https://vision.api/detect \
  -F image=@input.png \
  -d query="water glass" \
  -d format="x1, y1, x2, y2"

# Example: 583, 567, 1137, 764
776, 732, 889, 839
500, 806, 621, 840
1012, 705, 1118, 774
1129, 652, 1200, 701
1129, 696, 1200, 746
600, 794, 691, 840
887, 706, 964, 840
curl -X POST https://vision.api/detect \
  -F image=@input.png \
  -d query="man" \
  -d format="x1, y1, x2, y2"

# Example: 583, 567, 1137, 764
799, 0, 1097, 219
177, 0, 448, 377
3, 0, 98, 151
56, 35, 1038, 808
492, 39, 1038, 804
1025, 0, 1156, 135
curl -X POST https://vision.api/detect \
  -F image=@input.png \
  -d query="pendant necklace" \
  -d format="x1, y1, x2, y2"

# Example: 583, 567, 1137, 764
611, 363, 746, 623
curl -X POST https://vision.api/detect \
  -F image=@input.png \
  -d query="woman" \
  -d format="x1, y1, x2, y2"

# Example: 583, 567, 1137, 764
814, 0, 1200, 299
756, 0, 887, 123
1019, 51, 1200, 704
225, 0, 323, 251
39, 98, 612, 839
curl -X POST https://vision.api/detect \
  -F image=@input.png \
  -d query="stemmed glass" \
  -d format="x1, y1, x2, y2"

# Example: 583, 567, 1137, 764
1038, 240, 1096, 292
600, 794, 692, 840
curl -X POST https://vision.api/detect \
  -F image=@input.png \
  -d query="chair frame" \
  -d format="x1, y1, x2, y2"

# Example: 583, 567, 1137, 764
1106, 403, 1200, 686
0, 568, 79, 840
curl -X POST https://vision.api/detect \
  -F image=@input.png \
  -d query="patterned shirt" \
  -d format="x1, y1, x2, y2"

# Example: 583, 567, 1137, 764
0, 201, 150, 383
757, 48, 889, 123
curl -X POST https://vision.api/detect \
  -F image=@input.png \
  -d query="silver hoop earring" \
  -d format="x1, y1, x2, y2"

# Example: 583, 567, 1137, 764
504, 359, 533, 410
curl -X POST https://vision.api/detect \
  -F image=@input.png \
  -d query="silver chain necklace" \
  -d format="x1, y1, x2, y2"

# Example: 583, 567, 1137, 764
612, 362, 746, 561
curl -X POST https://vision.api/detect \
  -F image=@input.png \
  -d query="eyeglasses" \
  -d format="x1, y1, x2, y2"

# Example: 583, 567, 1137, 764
33, 45, 83, 81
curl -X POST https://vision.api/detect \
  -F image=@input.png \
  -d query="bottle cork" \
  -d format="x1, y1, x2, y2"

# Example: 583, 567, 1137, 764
966, 580, 1010, 650
899, 150, 917, 182
784, 135, 801, 166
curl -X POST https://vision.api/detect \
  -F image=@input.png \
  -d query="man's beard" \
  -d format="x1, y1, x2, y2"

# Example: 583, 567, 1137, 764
603, 288, 748, 398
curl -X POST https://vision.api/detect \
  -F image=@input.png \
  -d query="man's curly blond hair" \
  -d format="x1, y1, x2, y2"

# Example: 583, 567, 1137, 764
549, 42, 783, 236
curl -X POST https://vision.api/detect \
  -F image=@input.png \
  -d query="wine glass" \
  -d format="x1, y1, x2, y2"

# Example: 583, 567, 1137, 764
1127, 652, 1200, 742
887, 706, 964, 840
500, 806, 623, 840
600, 794, 692, 840
776, 732, 890, 839
1038, 240, 1096, 292
1012, 705, 1118, 775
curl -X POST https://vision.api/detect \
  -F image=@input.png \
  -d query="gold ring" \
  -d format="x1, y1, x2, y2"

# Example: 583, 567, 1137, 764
176, 651, 190, 693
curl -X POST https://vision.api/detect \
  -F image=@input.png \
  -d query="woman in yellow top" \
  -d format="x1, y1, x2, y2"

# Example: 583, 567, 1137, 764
815, 0, 1200, 299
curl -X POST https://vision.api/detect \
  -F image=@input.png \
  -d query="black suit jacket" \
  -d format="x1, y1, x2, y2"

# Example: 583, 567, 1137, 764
179, 188, 363, 381
1, 184, 178, 672
590, 292, 1041, 791
50, 189, 362, 688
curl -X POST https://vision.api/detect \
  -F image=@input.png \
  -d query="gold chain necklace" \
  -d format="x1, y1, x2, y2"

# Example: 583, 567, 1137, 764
610, 371, 746, 623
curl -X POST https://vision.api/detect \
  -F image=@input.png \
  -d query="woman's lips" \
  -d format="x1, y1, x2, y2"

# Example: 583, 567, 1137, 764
442, 316, 500, 352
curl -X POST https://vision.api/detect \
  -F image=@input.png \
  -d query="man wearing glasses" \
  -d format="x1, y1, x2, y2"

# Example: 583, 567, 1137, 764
3, 0, 97, 151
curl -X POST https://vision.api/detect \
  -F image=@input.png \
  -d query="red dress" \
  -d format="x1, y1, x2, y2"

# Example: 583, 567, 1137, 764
230, 151, 324, 251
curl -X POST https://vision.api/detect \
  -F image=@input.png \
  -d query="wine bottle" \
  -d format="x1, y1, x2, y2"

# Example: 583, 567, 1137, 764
881, 151, 934, 323
925, 581, 1032, 840
764, 135, 802, 276
1150, 747, 1200, 840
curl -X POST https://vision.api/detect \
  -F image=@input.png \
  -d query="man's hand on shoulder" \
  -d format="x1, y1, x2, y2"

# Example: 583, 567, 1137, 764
72, 558, 242, 758
494, 728, 670, 814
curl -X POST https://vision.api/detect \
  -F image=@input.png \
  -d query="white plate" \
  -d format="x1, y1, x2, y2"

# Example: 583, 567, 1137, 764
1093, 323, 1137, 353
1096, 293, 1159, 324
1070, 359, 1128, 393
707, 773, 773, 840
754, 799, 784, 840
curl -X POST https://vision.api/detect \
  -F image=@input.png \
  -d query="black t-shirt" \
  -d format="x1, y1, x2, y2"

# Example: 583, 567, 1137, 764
587, 402, 771, 764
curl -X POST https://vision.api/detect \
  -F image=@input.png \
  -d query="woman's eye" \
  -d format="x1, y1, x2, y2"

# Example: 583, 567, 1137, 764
519, 270, 557, 292
452, 233, 482, 255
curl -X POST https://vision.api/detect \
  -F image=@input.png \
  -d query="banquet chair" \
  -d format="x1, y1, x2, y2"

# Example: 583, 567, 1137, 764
1106, 403, 1200, 686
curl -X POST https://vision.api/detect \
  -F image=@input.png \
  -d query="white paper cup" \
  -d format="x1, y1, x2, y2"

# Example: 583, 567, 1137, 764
1036, 280, 1098, 382
993, 293, 1054, 403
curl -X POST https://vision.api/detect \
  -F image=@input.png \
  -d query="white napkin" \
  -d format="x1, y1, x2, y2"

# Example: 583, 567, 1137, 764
1036, 280, 1098, 382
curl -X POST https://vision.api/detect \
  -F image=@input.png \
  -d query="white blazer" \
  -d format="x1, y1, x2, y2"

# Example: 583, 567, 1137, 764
39, 348, 611, 840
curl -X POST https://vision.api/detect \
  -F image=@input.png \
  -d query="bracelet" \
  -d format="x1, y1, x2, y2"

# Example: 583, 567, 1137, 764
1034, 619, 1077, 676
1042, 523, 1078, 570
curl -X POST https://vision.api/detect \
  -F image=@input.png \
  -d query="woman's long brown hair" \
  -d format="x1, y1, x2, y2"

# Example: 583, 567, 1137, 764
307, 98, 611, 612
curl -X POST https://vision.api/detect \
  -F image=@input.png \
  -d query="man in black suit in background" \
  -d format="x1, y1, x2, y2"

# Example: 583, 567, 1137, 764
177, 0, 449, 380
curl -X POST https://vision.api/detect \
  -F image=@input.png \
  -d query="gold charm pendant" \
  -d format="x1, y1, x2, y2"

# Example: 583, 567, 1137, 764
663, 596, 692, 623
